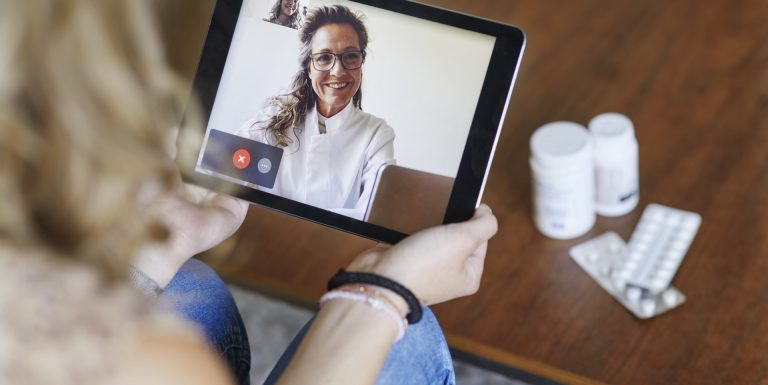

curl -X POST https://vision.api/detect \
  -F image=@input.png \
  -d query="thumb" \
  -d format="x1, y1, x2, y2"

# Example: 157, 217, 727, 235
445, 204, 498, 248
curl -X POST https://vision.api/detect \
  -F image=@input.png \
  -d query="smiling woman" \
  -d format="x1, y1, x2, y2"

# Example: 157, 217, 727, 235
264, 0, 302, 29
236, 5, 395, 220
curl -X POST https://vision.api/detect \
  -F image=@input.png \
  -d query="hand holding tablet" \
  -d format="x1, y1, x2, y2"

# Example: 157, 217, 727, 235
182, 0, 525, 243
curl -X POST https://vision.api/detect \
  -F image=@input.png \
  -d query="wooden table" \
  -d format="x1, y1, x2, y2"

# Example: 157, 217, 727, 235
179, 0, 768, 383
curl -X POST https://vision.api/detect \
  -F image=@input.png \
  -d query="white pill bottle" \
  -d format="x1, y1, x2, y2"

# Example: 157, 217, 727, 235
530, 122, 595, 239
588, 113, 639, 217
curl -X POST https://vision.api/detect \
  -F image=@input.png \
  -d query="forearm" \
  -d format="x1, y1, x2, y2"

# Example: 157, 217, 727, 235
276, 299, 399, 385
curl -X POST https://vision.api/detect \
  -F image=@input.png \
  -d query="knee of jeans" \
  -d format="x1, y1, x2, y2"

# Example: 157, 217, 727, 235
376, 307, 454, 384
162, 259, 241, 339
404, 307, 445, 347
164, 259, 234, 305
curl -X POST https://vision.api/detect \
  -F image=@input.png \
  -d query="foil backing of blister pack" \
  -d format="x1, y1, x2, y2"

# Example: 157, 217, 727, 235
569, 232, 686, 319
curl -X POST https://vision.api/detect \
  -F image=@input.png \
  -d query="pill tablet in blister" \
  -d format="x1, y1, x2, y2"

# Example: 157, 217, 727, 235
626, 286, 642, 302
657, 258, 675, 268
624, 260, 640, 271
650, 277, 667, 291
662, 289, 681, 306
682, 219, 698, 230
665, 249, 685, 261
608, 241, 623, 255
570, 232, 687, 319
616, 269, 632, 280
623, 204, 701, 294
666, 215, 682, 226
640, 298, 657, 316
655, 269, 674, 281
647, 210, 663, 220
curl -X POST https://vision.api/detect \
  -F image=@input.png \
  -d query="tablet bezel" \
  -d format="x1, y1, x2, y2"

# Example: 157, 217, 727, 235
181, 0, 525, 244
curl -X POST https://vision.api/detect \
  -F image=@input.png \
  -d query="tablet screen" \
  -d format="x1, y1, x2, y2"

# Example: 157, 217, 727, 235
187, 0, 524, 242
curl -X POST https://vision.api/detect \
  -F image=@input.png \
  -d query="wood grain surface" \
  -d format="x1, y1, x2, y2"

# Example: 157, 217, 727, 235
161, 0, 768, 384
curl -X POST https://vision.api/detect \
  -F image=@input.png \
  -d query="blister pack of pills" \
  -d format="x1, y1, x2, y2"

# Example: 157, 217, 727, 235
570, 231, 687, 319
616, 204, 701, 294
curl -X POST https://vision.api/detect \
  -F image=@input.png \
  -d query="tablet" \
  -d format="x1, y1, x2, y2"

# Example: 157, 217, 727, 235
364, 165, 455, 235
181, 0, 525, 244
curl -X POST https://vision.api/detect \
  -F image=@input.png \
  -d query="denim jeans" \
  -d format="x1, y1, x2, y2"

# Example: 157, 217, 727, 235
164, 259, 455, 385
263, 307, 456, 385
162, 259, 252, 385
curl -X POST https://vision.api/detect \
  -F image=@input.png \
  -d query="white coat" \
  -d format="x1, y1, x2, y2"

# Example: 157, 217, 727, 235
235, 102, 396, 220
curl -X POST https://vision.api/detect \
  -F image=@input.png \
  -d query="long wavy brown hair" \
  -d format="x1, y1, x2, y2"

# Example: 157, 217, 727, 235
0, 0, 197, 281
257, 5, 369, 148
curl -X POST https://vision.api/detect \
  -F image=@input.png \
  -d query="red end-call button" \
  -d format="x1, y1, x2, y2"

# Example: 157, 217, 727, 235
232, 149, 251, 170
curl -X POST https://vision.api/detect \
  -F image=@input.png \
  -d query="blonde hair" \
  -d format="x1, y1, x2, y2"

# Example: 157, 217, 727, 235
0, 0, 197, 280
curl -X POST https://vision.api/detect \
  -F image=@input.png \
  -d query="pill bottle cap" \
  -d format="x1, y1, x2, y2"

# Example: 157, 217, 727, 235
588, 112, 636, 149
530, 121, 592, 170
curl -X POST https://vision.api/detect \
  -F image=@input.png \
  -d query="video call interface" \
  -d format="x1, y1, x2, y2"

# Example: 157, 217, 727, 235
197, 0, 497, 229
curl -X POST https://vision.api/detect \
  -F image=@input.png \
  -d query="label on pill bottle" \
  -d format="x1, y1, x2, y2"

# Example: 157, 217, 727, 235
529, 121, 595, 239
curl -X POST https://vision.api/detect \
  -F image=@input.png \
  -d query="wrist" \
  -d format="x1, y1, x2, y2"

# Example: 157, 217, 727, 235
328, 269, 424, 324
334, 284, 408, 318
132, 244, 181, 290
128, 266, 164, 298
319, 293, 404, 342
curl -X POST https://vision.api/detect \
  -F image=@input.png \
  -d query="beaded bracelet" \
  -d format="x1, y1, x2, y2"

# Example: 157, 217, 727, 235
319, 290, 407, 342
328, 269, 423, 324
336, 284, 408, 318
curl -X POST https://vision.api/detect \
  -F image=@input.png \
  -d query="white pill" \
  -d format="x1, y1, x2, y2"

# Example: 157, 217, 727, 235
608, 241, 624, 255
648, 210, 665, 221
675, 231, 694, 242
662, 289, 680, 306
666, 249, 685, 261
682, 218, 699, 230
655, 268, 674, 280
651, 277, 668, 291
639, 232, 655, 243
612, 278, 627, 291
669, 240, 687, 251
630, 251, 644, 261
640, 298, 657, 316
586, 251, 599, 263
635, 242, 649, 252
666, 215, 682, 226
661, 259, 678, 269
625, 260, 640, 271
642, 222, 660, 233
599, 264, 612, 277
626, 286, 642, 302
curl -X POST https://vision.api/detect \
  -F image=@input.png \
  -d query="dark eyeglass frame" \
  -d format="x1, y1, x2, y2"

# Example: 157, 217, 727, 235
309, 50, 366, 71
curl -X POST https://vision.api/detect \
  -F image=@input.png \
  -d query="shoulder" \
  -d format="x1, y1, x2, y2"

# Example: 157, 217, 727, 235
353, 108, 395, 141
108, 327, 233, 385
234, 104, 283, 142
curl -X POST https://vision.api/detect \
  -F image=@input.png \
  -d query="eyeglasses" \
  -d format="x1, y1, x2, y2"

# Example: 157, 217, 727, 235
309, 50, 365, 71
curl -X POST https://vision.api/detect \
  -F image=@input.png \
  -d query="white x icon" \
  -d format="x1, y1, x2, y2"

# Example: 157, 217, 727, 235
237, 155, 246, 164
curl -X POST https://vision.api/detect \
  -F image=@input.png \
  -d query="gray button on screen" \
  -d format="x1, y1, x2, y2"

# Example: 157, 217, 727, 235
257, 158, 272, 174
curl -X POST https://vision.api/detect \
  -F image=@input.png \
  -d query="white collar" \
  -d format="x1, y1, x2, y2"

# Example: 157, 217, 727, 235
309, 102, 357, 136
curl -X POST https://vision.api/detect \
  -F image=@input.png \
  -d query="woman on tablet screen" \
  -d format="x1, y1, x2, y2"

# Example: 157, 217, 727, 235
237, 5, 395, 220
263, 0, 303, 29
